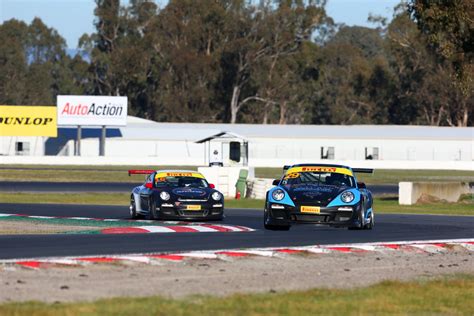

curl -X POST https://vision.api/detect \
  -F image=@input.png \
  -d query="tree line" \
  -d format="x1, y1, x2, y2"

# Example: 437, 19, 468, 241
0, 0, 471, 126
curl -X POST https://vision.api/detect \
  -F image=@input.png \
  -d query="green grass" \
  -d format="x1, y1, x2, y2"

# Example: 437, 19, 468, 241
1, 165, 473, 184
1, 275, 473, 315
0, 193, 473, 216
0, 165, 197, 183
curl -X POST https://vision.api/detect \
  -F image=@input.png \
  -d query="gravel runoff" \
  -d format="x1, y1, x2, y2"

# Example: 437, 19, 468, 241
0, 248, 473, 303
0, 221, 102, 235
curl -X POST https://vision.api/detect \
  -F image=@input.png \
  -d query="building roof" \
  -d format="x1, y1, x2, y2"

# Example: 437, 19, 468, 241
121, 116, 473, 141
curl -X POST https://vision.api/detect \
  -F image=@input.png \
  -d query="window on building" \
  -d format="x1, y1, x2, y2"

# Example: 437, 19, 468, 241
321, 147, 334, 159
15, 142, 30, 155
365, 147, 379, 160
229, 141, 241, 162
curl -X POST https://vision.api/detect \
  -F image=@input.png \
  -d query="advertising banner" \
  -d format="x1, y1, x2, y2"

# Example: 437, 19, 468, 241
57, 95, 128, 126
0, 105, 57, 137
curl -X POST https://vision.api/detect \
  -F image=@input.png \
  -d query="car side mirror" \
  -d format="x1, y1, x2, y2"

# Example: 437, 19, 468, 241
209, 183, 215, 189
357, 182, 366, 189
145, 182, 153, 189
272, 179, 280, 186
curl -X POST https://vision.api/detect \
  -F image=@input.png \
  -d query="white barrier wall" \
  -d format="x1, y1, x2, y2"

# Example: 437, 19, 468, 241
1, 155, 472, 170
399, 182, 472, 205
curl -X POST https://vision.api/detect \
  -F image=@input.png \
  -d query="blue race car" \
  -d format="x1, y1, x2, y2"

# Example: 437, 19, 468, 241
264, 164, 374, 231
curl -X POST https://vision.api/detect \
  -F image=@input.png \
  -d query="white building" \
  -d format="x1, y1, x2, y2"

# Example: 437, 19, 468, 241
1, 116, 472, 169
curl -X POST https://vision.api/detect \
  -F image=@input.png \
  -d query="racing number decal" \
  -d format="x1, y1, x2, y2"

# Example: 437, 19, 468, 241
284, 173, 300, 179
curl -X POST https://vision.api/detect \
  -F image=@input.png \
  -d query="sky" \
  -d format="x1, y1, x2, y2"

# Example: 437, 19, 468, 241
0, 0, 400, 49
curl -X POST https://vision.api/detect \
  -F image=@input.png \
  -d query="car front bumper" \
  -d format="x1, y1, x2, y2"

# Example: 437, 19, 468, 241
266, 202, 362, 227
156, 202, 224, 220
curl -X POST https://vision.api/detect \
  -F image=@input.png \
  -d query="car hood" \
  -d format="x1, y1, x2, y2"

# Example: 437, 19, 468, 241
283, 184, 348, 206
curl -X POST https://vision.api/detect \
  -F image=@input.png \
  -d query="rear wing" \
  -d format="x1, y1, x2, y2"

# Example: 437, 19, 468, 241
128, 169, 155, 176
352, 168, 374, 174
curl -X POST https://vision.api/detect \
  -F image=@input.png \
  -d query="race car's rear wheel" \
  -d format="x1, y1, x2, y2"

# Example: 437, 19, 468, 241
147, 197, 160, 220
264, 208, 290, 231
129, 195, 138, 219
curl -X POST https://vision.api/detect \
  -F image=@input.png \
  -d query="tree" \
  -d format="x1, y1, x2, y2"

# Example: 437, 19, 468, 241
388, 5, 472, 126
0, 18, 84, 106
219, 0, 329, 123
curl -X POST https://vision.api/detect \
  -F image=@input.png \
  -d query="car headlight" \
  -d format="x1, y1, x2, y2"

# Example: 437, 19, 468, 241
272, 189, 285, 201
341, 191, 354, 203
212, 192, 221, 201
160, 191, 170, 201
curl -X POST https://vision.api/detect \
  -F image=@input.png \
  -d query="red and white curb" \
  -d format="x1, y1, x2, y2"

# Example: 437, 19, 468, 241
2, 238, 473, 270
101, 224, 253, 234
0, 213, 254, 234
0, 212, 195, 225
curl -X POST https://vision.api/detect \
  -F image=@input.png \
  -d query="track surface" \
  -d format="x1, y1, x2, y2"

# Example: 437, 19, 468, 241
0, 182, 398, 194
1, 203, 473, 260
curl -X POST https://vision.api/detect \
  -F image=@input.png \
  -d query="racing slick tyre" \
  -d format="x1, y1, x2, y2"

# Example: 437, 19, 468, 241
129, 195, 139, 219
264, 208, 290, 231
363, 211, 374, 230
147, 197, 160, 220
347, 210, 365, 230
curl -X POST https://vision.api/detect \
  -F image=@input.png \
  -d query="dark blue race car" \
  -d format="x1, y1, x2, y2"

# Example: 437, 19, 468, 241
128, 169, 224, 221
264, 164, 374, 231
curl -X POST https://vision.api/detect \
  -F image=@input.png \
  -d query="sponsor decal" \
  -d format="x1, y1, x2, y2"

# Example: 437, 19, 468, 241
287, 166, 353, 176
172, 188, 206, 196
155, 172, 205, 179
293, 185, 334, 192
0, 105, 57, 137
57, 95, 127, 126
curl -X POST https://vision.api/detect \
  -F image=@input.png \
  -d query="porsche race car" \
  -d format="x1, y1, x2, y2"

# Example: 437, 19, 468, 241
264, 164, 374, 231
128, 169, 224, 220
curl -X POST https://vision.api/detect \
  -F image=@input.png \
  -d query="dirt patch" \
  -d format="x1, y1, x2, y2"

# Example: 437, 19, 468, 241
0, 221, 102, 235
0, 250, 472, 303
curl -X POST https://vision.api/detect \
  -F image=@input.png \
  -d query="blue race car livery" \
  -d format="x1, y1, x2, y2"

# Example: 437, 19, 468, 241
264, 164, 374, 231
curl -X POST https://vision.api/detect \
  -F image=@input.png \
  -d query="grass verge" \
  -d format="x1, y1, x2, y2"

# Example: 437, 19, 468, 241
1, 275, 473, 315
1, 165, 473, 184
0, 193, 473, 216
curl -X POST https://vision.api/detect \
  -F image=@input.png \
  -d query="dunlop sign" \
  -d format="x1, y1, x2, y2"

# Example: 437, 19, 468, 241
0, 106, 57, 137
57, 95, 128, 126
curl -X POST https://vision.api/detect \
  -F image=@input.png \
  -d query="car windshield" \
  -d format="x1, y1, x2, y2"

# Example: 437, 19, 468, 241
154, 176, 209, 188
281, 172, 355, 188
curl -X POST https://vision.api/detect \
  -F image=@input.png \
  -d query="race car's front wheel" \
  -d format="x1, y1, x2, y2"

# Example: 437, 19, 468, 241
129, 195, 138, 219
364, 211, 374, 230
264, 208, 290, 231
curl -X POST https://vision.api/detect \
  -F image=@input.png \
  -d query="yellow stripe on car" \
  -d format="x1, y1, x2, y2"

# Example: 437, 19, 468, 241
286, 166, 353, 176
155, 172, 205, 179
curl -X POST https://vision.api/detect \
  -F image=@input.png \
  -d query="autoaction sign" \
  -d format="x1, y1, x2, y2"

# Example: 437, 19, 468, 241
0, 105, 57, 137
57, 95, 127, 126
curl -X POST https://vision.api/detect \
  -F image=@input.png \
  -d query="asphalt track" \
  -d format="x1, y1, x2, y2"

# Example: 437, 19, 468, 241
0, 182, 398, 195
0, 202, 473, 260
